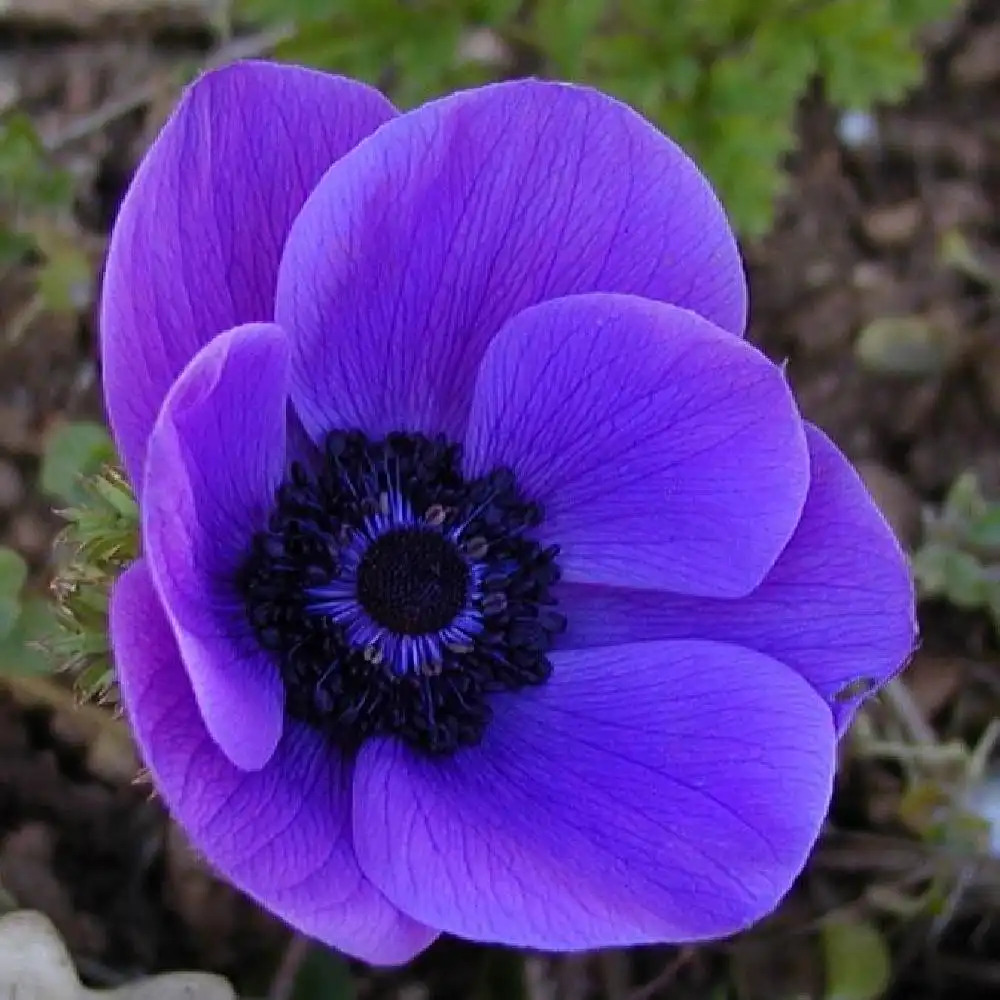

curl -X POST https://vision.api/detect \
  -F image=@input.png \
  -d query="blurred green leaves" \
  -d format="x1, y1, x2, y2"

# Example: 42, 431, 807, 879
0, 114, 73, 228
0, 421, 126, 683
0, 597, 57, 676
40, 421, 118, 507
855, 315, 961, 377
0, 416, 113, 677
236, 0, 958, 236
0, 540, 54, 677
288, 945, 355, 1000
0, 547, 27, 639
0, 112, 90, 323
913, 472, 1000, 634
821, 917, 891, 1000
50, 463, 137, 703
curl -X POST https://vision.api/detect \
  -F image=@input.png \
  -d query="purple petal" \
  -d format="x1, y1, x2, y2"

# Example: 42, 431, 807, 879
111, 562, 437, 963
463, 293, 809, 597
275, 79, 745, 444
142, 323, 289, 770
353, 640, 834, 948
557, 425, 917, 731
101, 60, 396, 485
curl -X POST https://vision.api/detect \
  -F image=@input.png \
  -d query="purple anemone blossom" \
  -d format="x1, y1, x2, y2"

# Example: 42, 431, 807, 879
103, 61, 915, 964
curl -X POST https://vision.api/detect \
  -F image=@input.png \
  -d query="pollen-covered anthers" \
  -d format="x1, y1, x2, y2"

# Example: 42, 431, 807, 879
238, 430, 565, 756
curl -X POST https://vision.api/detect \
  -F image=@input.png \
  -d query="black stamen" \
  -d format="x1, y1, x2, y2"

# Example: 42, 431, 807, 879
237, 431, 565, 756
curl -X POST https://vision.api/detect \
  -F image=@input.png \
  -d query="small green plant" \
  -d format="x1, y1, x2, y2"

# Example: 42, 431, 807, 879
0, 546, 27, 639
912, 472, 1000, 634
38, 421, 135, 702
820, 916, 891, 1000
48, 466, 137, 702
40, 421, 118, 506
0, 114, 74, 261
0, 113, 90, 329
237, 0, 957, 235
0, 421, 130, 688
0, 410, 135, 691
0, 543, 56, 677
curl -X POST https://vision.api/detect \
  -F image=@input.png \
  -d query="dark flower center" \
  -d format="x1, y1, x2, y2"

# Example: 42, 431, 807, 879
356, 528, 469, 635
237, 431, 565, 756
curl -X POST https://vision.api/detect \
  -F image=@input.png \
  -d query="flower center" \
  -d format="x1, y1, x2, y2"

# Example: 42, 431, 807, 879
356, 528, 469, 635
237, 431, 564, 756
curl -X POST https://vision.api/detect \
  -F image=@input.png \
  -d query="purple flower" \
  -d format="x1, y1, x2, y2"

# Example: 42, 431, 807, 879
103, 61, 914, 964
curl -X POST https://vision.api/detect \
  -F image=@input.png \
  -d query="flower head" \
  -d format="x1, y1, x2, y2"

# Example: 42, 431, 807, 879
103, 61, 915, 964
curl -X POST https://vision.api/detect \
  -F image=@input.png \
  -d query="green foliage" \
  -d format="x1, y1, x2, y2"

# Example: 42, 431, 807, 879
40, 420, 117, 506
288, 946, 355, 1000
49, 467, 138, 702
939, 227, 1000, 293
821, 917, 891, 1000
0, 597, 57, 676
0, 547, 27, 640
0, 112, 90, 321
0, 421, 120, 679
854, 314, 961, 377
0, 114, 73, 267
30, 420, 133, 697
913, 473, 1000, 635
0, 114, 74, 225
236, 0, 957, 235
0, 546, 57, 678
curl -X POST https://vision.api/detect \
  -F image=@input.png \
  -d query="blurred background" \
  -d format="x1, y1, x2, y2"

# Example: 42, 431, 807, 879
0, 0, 998, 997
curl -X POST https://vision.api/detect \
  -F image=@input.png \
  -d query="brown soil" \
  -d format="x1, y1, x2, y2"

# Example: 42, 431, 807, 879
1, 1, 999, 998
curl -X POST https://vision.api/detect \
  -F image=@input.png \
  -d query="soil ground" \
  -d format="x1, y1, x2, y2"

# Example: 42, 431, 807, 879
0, 2, 998, 998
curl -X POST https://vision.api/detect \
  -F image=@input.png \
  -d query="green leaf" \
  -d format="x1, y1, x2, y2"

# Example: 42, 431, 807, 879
0, 598, 56, 676
822, 917, 891, 1000
808, 0, 924, 107
234, 0, 960, 237
40, 422, 115, 505
939, 228, 1000, 291
887, 0, 956, 33
534, 0, 607, 76
72, 658, 116, 703
0, 114, 74, 212
34, 232, 91, 314
90, 474, 138, 520
964, 506, 1000, 552
240, 0, 337, 20
939, 471, 988, 528
0, 547, 27, 639
855, 315, 960, 377
477, 0, 522, 25
0, 227, 35, 266
46, 468, 136, 701
289, 945, 355, 1000
912, 542, 988, 607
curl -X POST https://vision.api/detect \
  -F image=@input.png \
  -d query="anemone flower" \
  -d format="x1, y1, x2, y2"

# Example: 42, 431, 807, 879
103, 60, 915, 964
